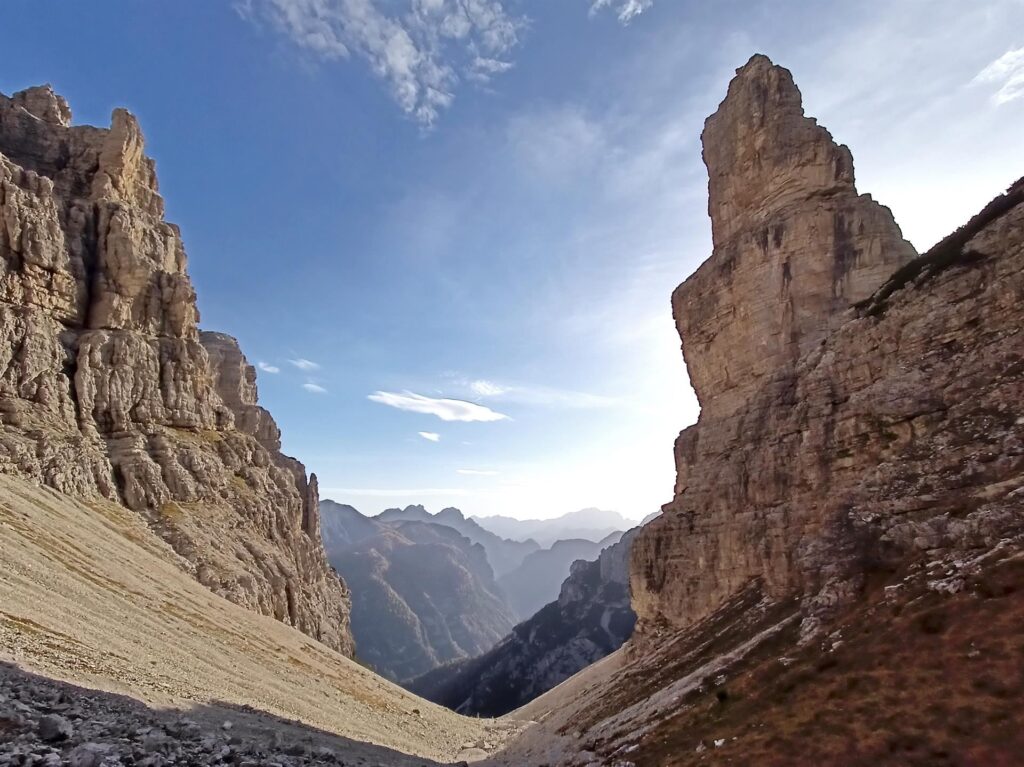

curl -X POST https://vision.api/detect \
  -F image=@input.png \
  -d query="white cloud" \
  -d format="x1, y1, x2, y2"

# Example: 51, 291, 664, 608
303, 382, 328, 393
368, 390, 510, 421
469, 379, 507, 396
242, 0, 523, 125
258, 361, 280, 373
973, 46, 1024, 105
289, 358, 321, 371
418, 431, 441, 441
457, 468, 499, 475
589, 0, 653, 24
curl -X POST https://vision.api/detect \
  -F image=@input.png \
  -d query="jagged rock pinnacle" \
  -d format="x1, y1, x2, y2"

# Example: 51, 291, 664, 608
675, 54, 916, 417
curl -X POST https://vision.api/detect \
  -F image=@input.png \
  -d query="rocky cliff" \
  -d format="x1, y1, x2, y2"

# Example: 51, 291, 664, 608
491, 55, 1024, 767
631, 54, 1023, 641
0, 85, 352, 655
410, 528, 638, 716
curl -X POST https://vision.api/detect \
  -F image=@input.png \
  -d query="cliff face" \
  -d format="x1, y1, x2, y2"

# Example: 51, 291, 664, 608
630, 55, 1024, 641
677, 54, 918, 423
491, 56, 1024, 767
0, 85, 353, 655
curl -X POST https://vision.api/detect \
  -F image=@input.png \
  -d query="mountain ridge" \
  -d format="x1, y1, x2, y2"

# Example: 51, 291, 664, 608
472, 507, 635, 546
375, 504, 540, 577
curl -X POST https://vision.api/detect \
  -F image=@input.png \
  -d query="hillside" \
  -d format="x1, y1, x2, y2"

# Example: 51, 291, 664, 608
497, 534, 623, 619
411, 527, 639, 716
0, 475, 522, 764
320, 499, 381, 548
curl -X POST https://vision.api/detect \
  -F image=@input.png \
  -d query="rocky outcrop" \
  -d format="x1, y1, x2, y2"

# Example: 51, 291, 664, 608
321, 508, 518, 682
675, 54, 918, 423
0, 85, 352, 655
411, 528, 639, 716
631, 55, 1024, 644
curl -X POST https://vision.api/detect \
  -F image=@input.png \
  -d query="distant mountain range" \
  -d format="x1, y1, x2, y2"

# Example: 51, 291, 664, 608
321, 501, 650, 684
409, 525, 642, 716
472, 507, 636, 547
377, 505, 540, 577
497, 532, 623, 619
320, 502, 518, 682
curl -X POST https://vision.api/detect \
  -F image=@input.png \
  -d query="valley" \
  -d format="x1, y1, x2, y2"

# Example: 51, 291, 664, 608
1, 32, 1022, 767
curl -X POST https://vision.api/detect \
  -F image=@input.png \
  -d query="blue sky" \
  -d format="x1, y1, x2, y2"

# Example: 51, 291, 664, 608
3, 1, 1022, 520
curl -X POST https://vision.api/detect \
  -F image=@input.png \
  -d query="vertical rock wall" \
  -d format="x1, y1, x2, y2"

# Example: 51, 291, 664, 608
631, 56, 1024, 640
0, 85, 353, 656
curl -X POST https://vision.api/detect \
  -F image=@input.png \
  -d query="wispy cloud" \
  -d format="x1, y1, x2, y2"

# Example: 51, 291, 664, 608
457, 468, 499, 475
469, 379, 507, 396
303, 382, 328, 393
290, 358, 320, 371
239, 0, 523, 125
974, 46, 1024, 105
418, 431, 441, 442
459, 376, 617, 409
369, 390, 509, 421
589, 0, 654, 24
506, 105, 607, 183
257, 361, 280, 373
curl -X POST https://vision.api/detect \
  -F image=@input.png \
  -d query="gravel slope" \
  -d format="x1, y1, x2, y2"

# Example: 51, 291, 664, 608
0, 476, 522, 764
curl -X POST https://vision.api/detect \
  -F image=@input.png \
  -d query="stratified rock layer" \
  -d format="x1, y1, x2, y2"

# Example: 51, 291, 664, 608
631, 55, 1024, 640
0, 85, 353, 655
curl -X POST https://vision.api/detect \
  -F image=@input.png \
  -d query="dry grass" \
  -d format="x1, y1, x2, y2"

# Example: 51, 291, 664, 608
0, 475, 518, 763
627, 557, 1024, 766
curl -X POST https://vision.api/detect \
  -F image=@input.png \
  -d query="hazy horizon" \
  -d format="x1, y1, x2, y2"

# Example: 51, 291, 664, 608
322, 498, 647, 524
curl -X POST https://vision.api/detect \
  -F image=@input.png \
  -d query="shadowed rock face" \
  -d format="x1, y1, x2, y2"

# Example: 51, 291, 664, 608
0, 85, 352, 655
631, 55, 1024, 642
